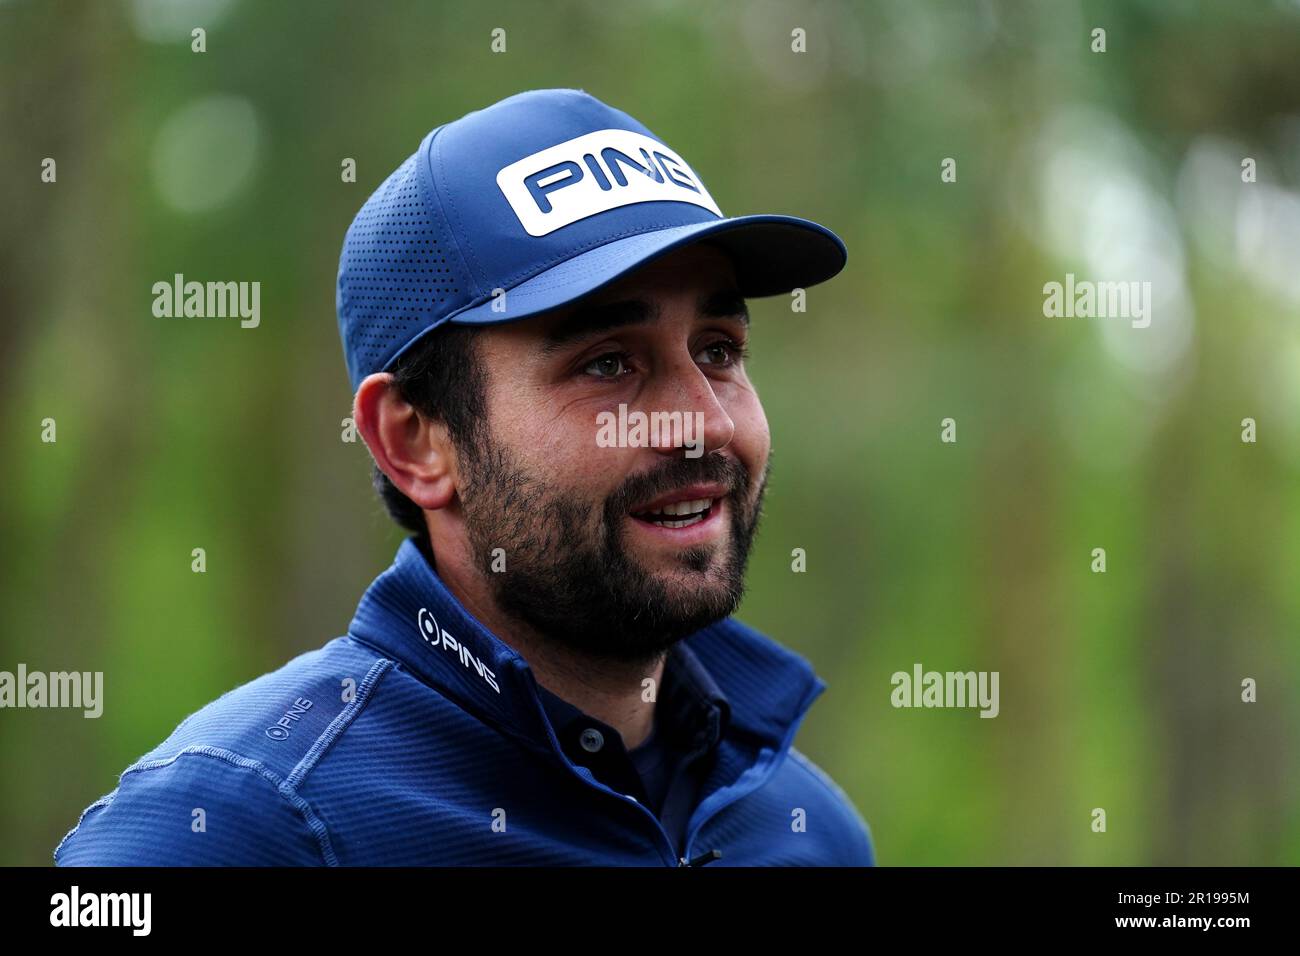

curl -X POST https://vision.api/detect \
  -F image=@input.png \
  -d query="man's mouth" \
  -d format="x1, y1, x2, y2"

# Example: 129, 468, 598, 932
630, 497, 717, 529
626, 482, 730, 532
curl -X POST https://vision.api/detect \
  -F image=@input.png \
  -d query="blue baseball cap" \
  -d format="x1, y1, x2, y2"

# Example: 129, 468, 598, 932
336, 87, 847, 392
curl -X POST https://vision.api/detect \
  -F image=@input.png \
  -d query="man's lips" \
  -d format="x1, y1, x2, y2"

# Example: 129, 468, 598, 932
627, 495, 727, 541
628, 483, 730, 516
625, 483, 731, 545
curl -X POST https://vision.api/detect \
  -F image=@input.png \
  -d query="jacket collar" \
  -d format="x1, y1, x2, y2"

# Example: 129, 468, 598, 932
345, 536, 826, 760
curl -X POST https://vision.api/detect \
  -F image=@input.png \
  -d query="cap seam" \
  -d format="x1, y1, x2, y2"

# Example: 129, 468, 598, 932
426, 126, 486, 300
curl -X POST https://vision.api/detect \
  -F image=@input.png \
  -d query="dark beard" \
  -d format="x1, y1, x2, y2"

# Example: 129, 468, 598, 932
456, 431, 767, 668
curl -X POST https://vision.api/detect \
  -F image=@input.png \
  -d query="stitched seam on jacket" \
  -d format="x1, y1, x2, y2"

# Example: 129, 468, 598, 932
120, 746, 337, 866
287, 658, 395, 789
52, 792, 116, 864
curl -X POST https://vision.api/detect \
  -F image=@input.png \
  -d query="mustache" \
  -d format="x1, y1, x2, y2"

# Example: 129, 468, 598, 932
604, 452, 750, 518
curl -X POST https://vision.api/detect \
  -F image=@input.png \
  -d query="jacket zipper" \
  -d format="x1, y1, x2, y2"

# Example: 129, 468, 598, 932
574, 675, 821, 866
526, 666, 819, 867
563, 761, 726, 866
677, 678, 823, 865
575, 770, 685, 866
679, 849, 722, 867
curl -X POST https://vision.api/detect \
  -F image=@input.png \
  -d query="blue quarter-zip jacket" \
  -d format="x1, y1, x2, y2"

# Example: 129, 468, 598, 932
55, 538, 875, 866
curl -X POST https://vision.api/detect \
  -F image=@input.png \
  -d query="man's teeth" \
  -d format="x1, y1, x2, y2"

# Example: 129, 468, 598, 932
654, 498, 711, 516
655, 514, 705, 528
636, 498, 713, 527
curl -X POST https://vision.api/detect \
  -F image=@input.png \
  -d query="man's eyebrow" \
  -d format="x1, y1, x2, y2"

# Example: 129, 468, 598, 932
541, 299, 657, 354
540, 288, 749, 355
698, 289, 750, 325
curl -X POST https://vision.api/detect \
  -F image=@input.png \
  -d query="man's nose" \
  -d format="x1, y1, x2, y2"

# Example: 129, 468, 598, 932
645, 359, 735, 458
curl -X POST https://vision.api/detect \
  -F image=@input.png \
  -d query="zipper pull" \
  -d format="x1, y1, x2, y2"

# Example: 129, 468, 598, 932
679, 848, 722, 867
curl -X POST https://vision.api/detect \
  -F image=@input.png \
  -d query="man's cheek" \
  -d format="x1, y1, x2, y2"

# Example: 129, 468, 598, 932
529, 407, 604, 462
734, 409, 770, 477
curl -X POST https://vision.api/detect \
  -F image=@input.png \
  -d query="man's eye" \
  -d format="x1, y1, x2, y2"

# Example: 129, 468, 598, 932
695, 339, 747, 366
582, 352, 631, 379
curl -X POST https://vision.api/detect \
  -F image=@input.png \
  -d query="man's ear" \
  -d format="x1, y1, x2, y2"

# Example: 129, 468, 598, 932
353, 372, 458, 511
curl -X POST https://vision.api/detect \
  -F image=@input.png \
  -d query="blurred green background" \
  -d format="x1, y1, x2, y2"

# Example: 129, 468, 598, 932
2, 0, 1298, 866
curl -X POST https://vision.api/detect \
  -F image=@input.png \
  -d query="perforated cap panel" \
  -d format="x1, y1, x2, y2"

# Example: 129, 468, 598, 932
336, 145, 474, 391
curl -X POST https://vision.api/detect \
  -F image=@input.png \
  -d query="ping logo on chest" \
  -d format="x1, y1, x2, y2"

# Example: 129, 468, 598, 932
496, 129, 723, 236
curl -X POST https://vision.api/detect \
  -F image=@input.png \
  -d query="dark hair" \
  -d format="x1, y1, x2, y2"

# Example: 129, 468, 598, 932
372, 323, 488, 540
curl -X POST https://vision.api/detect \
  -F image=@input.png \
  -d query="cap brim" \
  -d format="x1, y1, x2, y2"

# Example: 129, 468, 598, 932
442, 213, 847, 328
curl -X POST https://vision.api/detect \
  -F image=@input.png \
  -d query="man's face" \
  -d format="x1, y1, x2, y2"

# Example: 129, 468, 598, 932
455, 242, 771, 667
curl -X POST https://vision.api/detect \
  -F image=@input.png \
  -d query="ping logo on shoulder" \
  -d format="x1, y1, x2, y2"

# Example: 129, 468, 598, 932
265, 696, 313, 740
496, 129, 723, 236
417, 608, 501, 694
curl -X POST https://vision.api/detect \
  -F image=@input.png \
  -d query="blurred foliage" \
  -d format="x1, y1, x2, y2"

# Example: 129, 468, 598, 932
2, 0, 1298, 865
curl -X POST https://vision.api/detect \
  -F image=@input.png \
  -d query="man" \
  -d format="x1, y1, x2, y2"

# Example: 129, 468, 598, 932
55, 88, 874, 866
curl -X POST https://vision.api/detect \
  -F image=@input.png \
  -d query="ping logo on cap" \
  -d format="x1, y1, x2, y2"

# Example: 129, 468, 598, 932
496, 129, 723, 236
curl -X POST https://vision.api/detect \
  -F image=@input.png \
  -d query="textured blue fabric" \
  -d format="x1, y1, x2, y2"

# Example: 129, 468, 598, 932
55, 537, 875, 867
